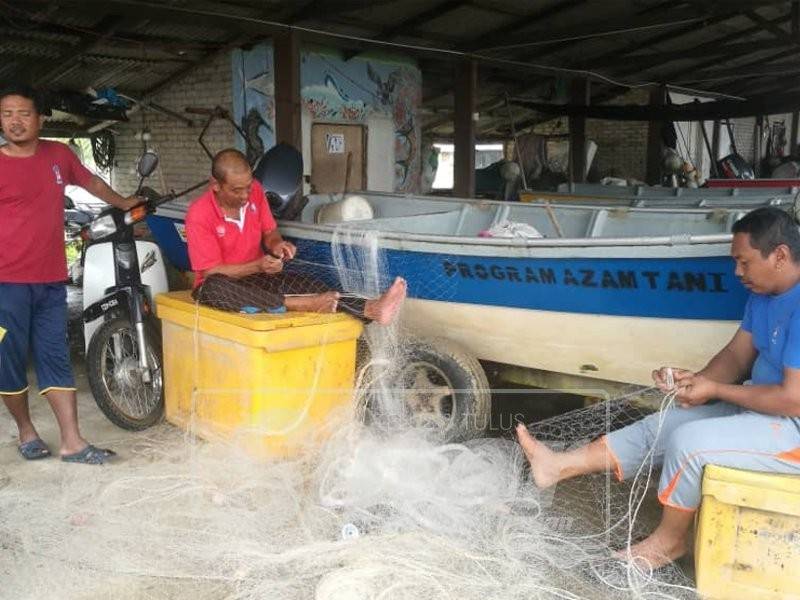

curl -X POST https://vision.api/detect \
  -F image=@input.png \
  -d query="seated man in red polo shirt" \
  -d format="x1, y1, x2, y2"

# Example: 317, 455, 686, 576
186, 148, 406, 323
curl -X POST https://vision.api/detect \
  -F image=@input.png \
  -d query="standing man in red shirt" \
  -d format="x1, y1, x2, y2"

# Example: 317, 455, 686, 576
0, 85, 140, 464
186, 149, 406, 323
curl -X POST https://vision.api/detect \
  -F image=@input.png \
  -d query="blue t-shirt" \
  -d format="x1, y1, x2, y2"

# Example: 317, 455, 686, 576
741, 281, 800, 384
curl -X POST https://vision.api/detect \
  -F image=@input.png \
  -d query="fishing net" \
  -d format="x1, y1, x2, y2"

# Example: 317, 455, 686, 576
194, 271, 367, 319
0, 227, 696, 599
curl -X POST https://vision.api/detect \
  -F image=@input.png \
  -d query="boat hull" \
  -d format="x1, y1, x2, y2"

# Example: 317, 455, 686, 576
401, 299, 737, 386
282, 234, 746, 385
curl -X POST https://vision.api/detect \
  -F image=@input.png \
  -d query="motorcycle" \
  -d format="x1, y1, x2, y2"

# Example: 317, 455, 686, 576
81, 151, 206, 430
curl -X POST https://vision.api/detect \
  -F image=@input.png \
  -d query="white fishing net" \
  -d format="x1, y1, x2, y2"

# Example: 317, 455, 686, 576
0, 227, 696, 599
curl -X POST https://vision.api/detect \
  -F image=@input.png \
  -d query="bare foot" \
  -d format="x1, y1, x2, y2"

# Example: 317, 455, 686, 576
363, 277, 407, 325
614, 531, 688, 570
285, 291, 340, 313
516, 423, 561, 489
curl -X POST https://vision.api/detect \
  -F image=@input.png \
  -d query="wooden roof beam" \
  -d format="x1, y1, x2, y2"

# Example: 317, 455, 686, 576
372, 0, 466, 41
696, 47, 800, 95
616, 38, 792, 73
458, 0, 587, 52
282, 0, 398, 25
343, 0, 466, 60
744, 8, 798, 44
472, 10, 711, 54
677, 60, 800, 83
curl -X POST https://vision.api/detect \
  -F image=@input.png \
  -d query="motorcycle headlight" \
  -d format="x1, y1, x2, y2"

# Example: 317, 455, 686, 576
89, 214, 117, 239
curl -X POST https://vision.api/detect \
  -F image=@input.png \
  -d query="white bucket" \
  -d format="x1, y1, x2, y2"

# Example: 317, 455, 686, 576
315, 195, 374, 224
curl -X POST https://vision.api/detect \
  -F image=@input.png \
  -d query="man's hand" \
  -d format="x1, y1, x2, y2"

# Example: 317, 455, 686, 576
674, 372, 717, 408
652, 367, 692, 393
270, 240, 296, 261
119, 196, 143, 211
260, 255, 284, 274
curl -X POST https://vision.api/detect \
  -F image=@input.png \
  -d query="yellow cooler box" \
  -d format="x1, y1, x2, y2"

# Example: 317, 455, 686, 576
156, 291, 363, 457
695, 464, 800, 600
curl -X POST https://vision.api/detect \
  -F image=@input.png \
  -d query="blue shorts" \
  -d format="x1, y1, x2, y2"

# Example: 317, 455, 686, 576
0, 283, 75, 395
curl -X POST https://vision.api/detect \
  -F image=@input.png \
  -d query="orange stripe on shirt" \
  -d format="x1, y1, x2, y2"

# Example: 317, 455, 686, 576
777, 447, 800, 462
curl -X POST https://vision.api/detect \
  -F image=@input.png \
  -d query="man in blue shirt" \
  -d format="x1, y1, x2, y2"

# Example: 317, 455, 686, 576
517, 206, 800, 569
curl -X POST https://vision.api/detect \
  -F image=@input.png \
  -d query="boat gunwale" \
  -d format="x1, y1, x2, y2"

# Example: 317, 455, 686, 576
155, 191, 757, 249
278, 220, 735, 249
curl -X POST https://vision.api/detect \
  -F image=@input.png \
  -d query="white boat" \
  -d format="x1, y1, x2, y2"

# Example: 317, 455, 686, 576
520, 181, 799, 208
151, 191, 762, 390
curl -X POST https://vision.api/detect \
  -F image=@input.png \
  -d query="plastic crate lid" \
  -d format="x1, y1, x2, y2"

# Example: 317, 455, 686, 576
155, 291, 360, 332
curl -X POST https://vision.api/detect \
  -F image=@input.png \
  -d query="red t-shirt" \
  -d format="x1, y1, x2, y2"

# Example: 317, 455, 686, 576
0, 140, 95, 283
185, 180, 277, 288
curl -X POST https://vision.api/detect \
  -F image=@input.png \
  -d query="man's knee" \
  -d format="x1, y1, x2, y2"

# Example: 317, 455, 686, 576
663, 420, 705, 463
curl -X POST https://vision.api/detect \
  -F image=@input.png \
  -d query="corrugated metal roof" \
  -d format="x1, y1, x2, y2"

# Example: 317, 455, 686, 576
2, 0, 798, 136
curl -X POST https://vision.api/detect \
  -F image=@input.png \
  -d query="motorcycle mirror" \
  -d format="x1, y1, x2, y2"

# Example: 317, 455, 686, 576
253, 143, 303, 216
136, 150, 159, 178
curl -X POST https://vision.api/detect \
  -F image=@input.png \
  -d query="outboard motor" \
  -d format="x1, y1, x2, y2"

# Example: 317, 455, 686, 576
253, 142, 306, 220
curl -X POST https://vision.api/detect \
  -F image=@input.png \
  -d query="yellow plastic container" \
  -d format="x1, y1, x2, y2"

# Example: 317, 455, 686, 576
155, 291, 363, 458
695, 464, 800, 600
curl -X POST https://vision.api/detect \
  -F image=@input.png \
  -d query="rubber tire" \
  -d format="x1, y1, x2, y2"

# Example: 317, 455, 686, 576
86, 317, 164, 431
360, 336, 491, 441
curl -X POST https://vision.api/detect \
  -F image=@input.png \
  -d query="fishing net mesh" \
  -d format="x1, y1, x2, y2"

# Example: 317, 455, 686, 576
0, 227, 696, 599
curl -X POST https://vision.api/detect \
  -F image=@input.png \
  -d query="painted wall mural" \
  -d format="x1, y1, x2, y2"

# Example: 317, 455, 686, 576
231, 45, 276, 165
231, 43, 422, 193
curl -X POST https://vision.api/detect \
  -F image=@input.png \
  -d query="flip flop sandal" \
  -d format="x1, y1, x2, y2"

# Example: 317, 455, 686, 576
18, 438, 52, 460
61, 444, 117, 465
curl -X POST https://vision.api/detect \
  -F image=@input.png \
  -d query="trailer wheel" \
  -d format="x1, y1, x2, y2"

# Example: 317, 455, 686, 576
359, 336, 490, 441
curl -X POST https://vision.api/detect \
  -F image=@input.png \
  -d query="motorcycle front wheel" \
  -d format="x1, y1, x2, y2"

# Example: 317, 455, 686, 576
86, 317, 164, 430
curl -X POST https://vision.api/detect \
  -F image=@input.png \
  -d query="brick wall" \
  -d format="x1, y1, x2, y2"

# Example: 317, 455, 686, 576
585, 89, 649, 181
526, 90, 650, 181
111, 51, 235, 196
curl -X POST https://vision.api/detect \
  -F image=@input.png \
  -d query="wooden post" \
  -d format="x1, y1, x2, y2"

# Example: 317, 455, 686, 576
569, 78, 590, 183
711, 120, 721, 161
453, 58, 477, 197
646, 86, 666, 185
754, 115, 763, 177
791, 112, 799, 156
274, 30, 302, 150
